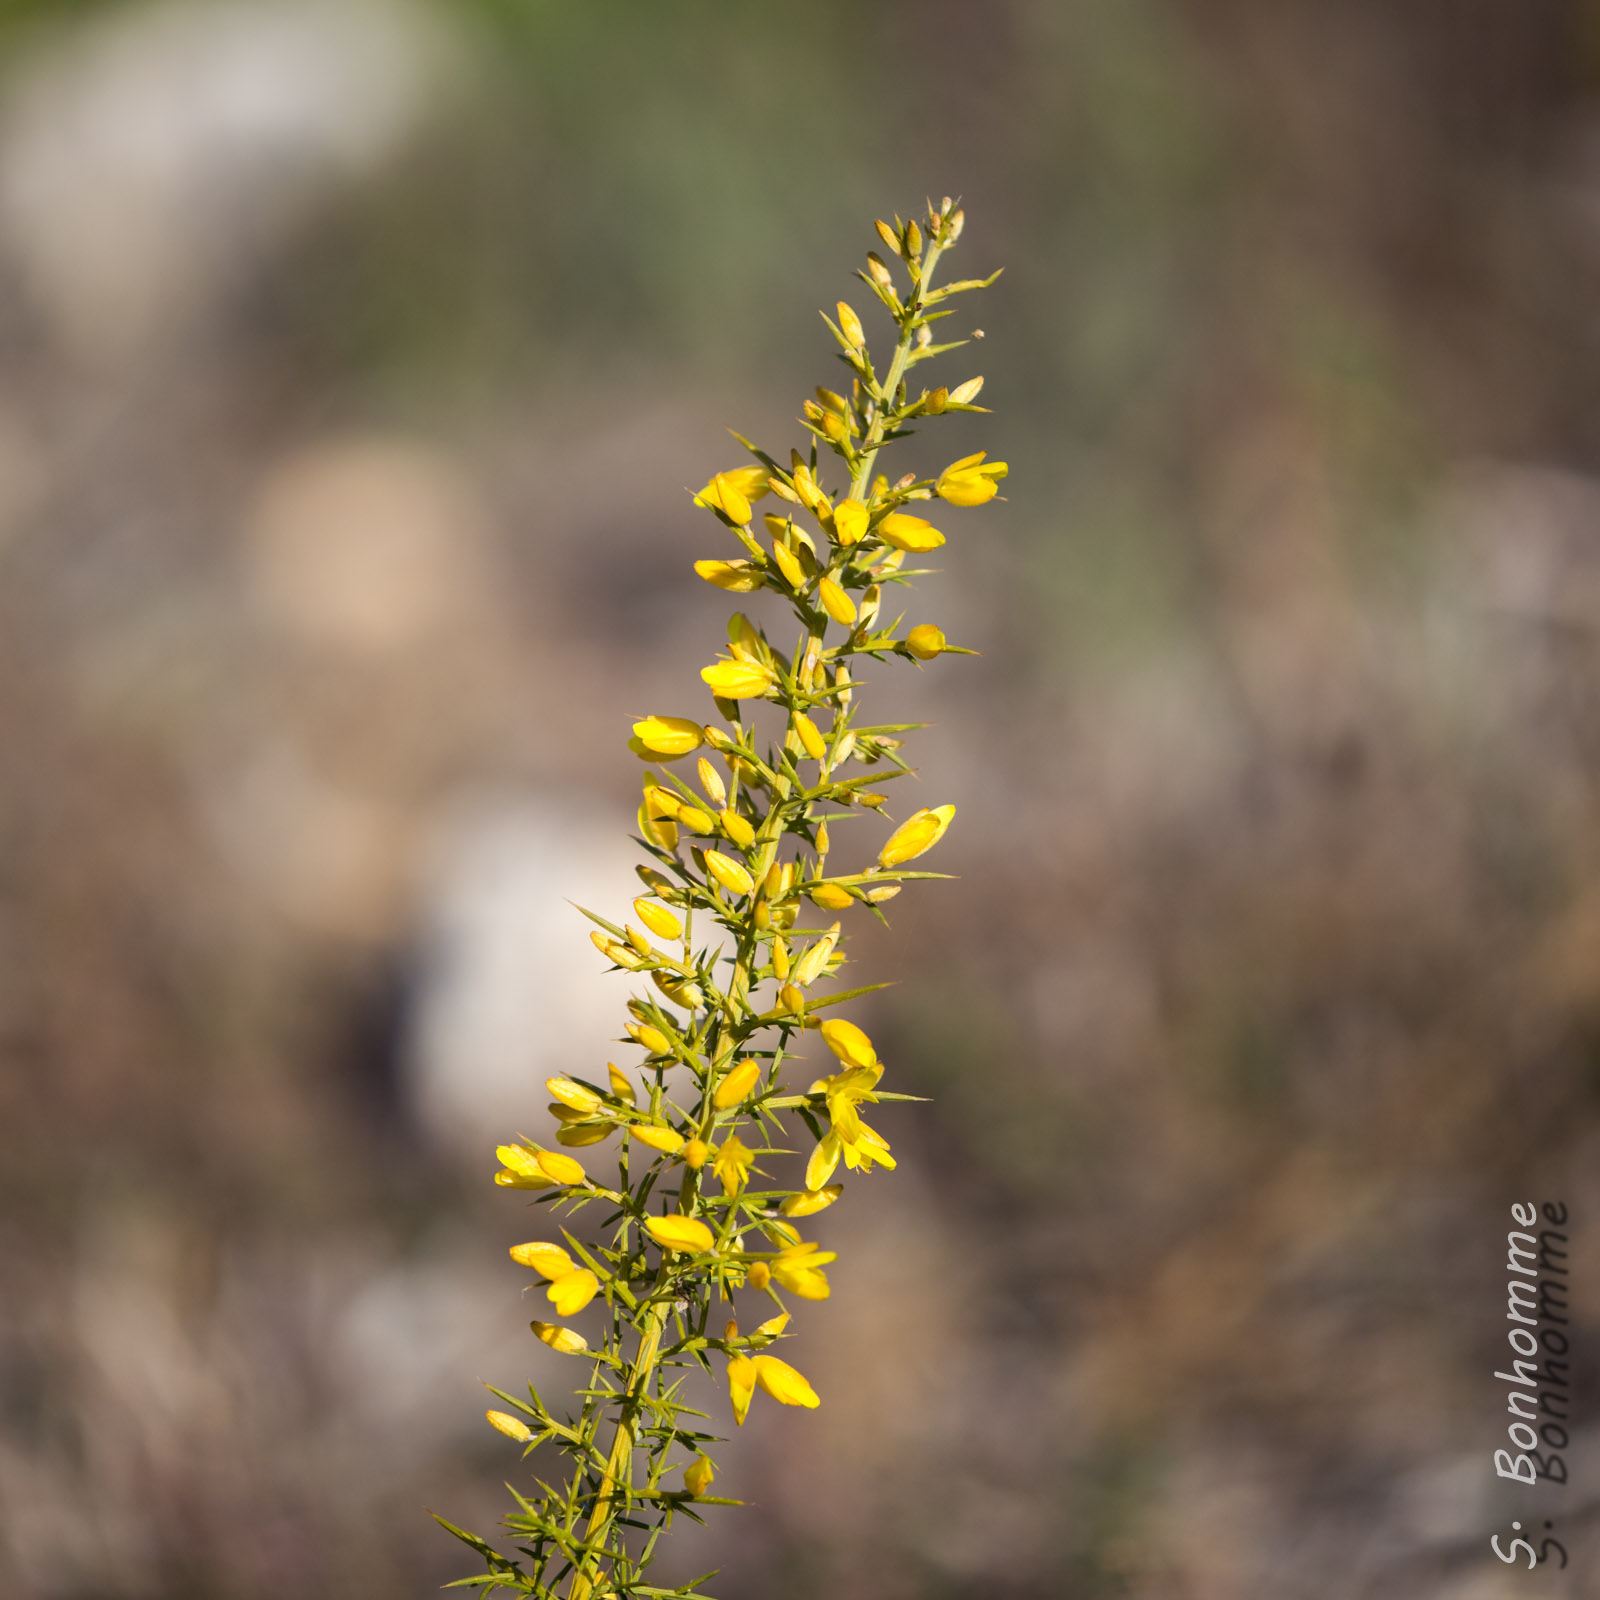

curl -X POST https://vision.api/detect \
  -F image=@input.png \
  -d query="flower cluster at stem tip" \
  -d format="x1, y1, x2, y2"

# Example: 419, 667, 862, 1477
442, 195, 1006, 1600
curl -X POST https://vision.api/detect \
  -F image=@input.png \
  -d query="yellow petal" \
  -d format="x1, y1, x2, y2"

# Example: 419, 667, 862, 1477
805, 1132, 841, 1191
646, 1215, 715, 1254
607, 1062, 637, 1103
530, 1321, 588, 1354
534, 1150, 588, 1187
820, 1018, 877, 1070
626, 1022, 672, 1055
509, 1241, 576, 1279
832, 501, 868, 546
728, 1353, 757, 1426
701, 660, 776, 699
632, 716, 704, 759
752, 1355, 819, 1408
694, 558, 764, 592
546, 1077, 602, 1115
496, 1143, 545, 1178
877, 512, 945, 552
546, 1269, 599, 1316
780, 1184, 842, 1217
629, 1124, 685, 1154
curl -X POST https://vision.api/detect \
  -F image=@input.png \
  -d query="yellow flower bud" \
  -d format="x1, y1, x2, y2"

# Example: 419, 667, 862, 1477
778, 983, 805, 1015
780, 1184, 843, 1217
694, 557, 764, 592
771, 935, 790, 979
836, 300, 865, 348
713, 1058, 762, 1109
682, 1138, 710, 1170
652, 971, 703, 1009
719, 808, 755, 849
791, 923, 839, 987
630, 1124, 685, 1154
874, 218, 901, 254
752, 1354, 820, 1408
634, 898, 683, 940
771, 540, 805, 590
631, 715, 704, 759
546, 1077, 602, 1115
747, 1261, 772, 1290
809, 882, 854, 910
705, 851, 754, 896
701, 660, 776, 699
876, 512, 945, 552
546, 1269, 599, 1316
724, 1318, 740, 1341
696, 757, 726, 805
820, 1017, 877, 1069
646, 1215, 715, 1254
701, 471, 753, 525
607, 1062, 636, 1103
818, 575, 857, 624
530, 1321, 588, 1354
906, 623, 946, 659
510, 1241, 576, 1278
626, 1022, 672, 1056
877, 802, 955, 867
949, 376, 984, 404
815, 820, 831, 855
793, 713, 828, 762
684, 1456, 716, 1497
486, 1410, 534, 1443
832, 501, 868, 546
534, 1150, 588, 1187
753, 899, 771, 930
676, 804, 714, 834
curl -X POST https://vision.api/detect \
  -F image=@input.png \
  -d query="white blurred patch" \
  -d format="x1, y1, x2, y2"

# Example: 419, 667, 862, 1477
404, 794, 656, 1166
0, 0, 448, 361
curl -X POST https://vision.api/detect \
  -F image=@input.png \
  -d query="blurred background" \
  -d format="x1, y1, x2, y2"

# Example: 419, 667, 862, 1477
2, 1, 1600, 1596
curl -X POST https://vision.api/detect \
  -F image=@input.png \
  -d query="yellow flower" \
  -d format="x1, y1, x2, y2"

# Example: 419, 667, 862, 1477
684, 1456, 716, 1497
780, 1184, 842, 1217
832, 501, 868, 546
646, 1215, 715, 1254
530, 1321, 588, 1354
753, 1354, 820, 1408
547, 1269, 599, 1316
694, 558, 764, 592
935, 450, 1007, 506
701, 660, 776, 699
876, 511, 945, 552
510, 1241, 577, 1278
770, 1241, 836, 1300
705, 851, 755, 896
906, 623, 945, 659
631, 715, 704, 761
695, 466, 770, 515
495, 1145, 556, 1190
818, 575, 857, 624
820, 1017, 877, 1070
630, 1124, 685, 1154
486, 1410, 534, 1443
713, 1057, 761, 1109
634, 898, 683, 940
878, 803, 955, 867
711, 1133, 756, 1197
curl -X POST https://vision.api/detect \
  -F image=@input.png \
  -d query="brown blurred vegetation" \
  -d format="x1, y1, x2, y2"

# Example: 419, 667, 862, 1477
3, 1, 1600, 1597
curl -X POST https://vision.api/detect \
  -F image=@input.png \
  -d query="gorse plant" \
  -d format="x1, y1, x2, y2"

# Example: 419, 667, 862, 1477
439, 196, 1005, 1599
